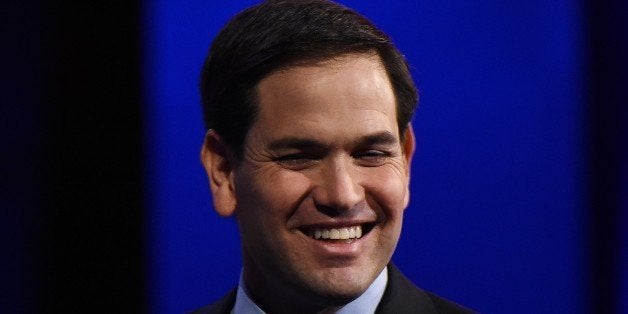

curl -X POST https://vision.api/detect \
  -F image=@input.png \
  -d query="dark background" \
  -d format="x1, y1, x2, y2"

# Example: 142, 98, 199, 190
2, 0, 626, 313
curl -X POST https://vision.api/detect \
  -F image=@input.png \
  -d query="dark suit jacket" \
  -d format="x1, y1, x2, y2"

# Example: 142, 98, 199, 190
192, 264, 474, 313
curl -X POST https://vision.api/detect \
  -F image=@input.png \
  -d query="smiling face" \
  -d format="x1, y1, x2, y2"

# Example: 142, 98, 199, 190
202, 53, 414, 311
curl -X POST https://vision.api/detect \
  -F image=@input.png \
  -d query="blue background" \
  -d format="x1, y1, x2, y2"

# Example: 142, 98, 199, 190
144, 1, 587, 313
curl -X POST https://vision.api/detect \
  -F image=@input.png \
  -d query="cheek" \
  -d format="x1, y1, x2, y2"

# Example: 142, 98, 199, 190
235, 168, 312, 220
234, 169, 313, 262
363, 168, 409, 216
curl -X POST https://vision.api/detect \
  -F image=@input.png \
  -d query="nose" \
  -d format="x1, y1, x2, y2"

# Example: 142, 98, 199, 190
311, 158, 363, 213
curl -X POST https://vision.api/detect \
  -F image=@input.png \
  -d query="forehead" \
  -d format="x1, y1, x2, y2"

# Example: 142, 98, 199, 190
251, 54, 398, 142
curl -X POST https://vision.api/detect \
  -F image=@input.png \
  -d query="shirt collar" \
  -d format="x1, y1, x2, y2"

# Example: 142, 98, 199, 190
233, 266, 388, 314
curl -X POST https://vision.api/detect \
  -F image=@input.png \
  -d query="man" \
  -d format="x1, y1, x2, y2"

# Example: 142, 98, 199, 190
196, 0, 473, 313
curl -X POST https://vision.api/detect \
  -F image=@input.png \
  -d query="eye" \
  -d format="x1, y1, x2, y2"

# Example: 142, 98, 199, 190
353, 150, 390, 166
273, 153, 320, 170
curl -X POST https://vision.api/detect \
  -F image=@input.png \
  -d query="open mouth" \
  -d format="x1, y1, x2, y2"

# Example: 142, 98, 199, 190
303, 223, 376, 242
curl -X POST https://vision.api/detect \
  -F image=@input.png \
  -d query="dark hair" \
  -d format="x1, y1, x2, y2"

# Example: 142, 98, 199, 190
200, 0, 418, 156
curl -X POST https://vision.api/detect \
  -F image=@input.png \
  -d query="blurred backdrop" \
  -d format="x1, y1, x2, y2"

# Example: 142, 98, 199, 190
2, 0, 626, 313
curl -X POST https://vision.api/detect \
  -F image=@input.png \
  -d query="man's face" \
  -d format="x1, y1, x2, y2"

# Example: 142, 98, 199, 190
225, 54, 413, 304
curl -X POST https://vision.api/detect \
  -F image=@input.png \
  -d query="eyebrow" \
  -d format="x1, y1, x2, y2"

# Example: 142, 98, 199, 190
357, 131, 399, 147
267, 131, 399, 151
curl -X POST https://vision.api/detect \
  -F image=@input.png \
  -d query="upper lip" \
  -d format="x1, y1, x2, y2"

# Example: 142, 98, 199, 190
298, 219, 375, 230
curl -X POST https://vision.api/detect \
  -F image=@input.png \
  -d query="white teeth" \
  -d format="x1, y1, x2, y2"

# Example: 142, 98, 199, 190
330, 229, 340, 239
310, 225, 363, 240
339, 228, 349, 239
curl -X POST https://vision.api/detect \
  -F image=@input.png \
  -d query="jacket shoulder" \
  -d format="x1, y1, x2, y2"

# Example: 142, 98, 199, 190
189, 289, 237, 314
425, 291, 475, 314
376, 264, 475, 314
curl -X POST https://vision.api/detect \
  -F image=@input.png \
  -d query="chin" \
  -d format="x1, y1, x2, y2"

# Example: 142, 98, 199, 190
297, 267, 375, 305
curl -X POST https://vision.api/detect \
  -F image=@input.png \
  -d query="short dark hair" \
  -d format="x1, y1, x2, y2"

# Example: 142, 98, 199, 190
200, 0, 418, 156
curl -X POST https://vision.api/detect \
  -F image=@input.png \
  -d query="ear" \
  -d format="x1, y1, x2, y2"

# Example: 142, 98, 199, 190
401, 123, 416, 174
401, 124, 416, 208
200, 130, 237, 217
